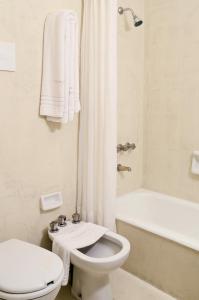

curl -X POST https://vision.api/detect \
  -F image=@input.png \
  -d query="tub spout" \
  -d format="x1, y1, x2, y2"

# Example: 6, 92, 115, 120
117, 164, 131, 172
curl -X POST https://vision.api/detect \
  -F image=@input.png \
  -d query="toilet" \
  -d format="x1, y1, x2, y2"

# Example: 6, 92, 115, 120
49, 222, 130, 300
0, 239, 64, 300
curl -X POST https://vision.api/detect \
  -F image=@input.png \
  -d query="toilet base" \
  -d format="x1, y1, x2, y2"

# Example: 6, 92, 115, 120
72, 267, 113, 300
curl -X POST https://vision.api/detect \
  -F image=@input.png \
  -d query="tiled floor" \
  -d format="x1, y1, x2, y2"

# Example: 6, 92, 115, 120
56, 269, 175, 300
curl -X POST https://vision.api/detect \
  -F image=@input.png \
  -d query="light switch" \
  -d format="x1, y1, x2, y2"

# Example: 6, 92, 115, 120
0, 42, 16, 71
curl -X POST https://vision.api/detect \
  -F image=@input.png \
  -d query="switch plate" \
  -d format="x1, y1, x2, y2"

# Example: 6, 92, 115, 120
0, 42, 16, 71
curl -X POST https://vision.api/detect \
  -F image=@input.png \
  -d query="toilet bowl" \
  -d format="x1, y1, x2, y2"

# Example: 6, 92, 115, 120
48, 222, 130, 300
0, 239, 64, 300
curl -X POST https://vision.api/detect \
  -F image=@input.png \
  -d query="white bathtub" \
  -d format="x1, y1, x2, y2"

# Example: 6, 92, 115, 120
116, 189, 199, 252
116, 189, 199, 300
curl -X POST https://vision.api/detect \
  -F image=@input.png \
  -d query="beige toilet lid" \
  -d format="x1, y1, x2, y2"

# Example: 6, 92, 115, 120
0, 239, 63, 294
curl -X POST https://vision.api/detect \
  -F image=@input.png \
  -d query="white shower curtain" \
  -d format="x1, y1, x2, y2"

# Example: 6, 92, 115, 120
77, 0, 117, 230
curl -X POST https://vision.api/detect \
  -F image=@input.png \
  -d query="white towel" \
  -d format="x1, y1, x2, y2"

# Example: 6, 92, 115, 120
40, 10, 80, 123
52, 222, 108, 286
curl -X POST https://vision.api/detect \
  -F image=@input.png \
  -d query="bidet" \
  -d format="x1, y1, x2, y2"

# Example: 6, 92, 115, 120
48, 222, 130, 300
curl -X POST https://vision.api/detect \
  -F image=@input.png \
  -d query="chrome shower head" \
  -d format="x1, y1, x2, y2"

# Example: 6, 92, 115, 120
133, 15, 143, 27
118, 6, 143, 27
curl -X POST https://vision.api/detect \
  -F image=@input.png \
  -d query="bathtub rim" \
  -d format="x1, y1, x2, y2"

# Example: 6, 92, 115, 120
116, 189, 199, 252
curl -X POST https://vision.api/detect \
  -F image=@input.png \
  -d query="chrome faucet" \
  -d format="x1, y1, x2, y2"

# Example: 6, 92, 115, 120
117, 143, 136, 152
57, 215, 67, 227
49, 221, 59, 233
72, 212, 81, 224
117, 164, 131, 172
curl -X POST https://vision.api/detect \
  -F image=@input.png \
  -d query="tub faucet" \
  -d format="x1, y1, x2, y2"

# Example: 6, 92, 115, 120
117, 143, 136, 152
117, 164, 131, 172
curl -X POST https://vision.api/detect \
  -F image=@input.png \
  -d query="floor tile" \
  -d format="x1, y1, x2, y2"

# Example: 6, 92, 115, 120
56, 269, 175, 300
110, 269, 175, 300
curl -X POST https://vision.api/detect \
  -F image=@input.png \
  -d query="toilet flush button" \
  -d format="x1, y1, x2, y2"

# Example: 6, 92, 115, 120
40, 192, 63, 211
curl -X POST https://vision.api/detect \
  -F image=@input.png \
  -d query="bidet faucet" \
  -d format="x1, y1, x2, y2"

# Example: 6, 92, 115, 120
57, 215, 67, 227
49, 221, 59, 233
72, 212, 81, 223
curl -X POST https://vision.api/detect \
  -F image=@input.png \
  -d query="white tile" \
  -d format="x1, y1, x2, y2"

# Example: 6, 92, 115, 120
110, 269, 176, 300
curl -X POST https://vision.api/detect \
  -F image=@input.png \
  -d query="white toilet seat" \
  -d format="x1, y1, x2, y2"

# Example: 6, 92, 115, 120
0, 239, 64, 300
0, 272, 63, 300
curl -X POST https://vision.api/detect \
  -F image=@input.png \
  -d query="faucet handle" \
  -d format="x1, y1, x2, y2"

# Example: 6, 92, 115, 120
117, 144, 124, 152
49, 221, 59, 233
126, 143, 136, 150
117, 142, 136, 152
72, 212, 81, 224
57, 215, 67, 227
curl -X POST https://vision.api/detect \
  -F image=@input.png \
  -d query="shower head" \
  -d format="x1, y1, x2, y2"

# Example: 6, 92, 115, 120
118, 6, 143, 27
133, 15, 143, 27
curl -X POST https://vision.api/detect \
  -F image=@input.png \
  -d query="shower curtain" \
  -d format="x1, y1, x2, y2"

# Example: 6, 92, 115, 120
77, 0, 117, 230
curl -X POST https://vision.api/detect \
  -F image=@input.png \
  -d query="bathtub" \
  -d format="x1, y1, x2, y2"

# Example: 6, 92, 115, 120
116, 189, 199, 300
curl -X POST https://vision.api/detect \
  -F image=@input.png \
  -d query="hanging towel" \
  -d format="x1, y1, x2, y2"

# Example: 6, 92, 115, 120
40, 10, 80, 123
52, 222, 108, 286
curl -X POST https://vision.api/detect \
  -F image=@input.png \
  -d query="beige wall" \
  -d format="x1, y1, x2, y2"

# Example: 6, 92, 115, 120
117, 0, 144, 195
0, 0, 82, 247
144, 0, 199, 202
0, 0, 144, 248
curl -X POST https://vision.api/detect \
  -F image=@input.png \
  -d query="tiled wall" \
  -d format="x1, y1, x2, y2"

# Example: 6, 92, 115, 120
144, 0, 199, 202
2, 0, 198, 249
0, 0, 144, 247
0, 0, 82, 247
117, 0, 144, 195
